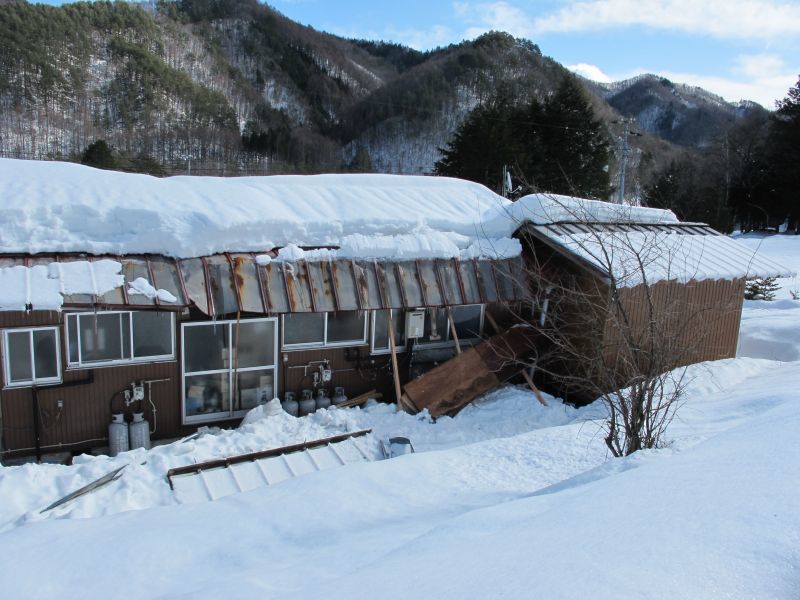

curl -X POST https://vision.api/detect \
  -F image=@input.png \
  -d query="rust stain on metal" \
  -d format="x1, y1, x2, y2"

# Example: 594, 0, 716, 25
472, 259, 487, 304
373, 260, 388, 309
351, 261, 367, 310
414, 260, 428, 307
326, 260, 341, 311
301, 261, 317, 313
227, 253, 245, 312
251, 253, 270, 313
433, 259, 449, 306
394, 263, 408, 308
283, 263, 298, 313
452, 258, 467, 304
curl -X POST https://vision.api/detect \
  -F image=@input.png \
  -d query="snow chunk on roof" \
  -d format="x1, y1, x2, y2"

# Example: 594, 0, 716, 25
0, 260, 123, 311
0, 159, 512, 259
483, 193, 680, 229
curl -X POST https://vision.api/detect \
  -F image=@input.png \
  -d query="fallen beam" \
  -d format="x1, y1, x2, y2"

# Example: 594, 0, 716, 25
403, 326, 540, 418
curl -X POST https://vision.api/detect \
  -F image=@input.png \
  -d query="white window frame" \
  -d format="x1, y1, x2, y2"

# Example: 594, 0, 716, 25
65, 311, 176, 369
282, 311, 368, 351
370, 309, 407, 355
2, 326, 62, 388
182, 317, 279, 425
413, 304, 486, 349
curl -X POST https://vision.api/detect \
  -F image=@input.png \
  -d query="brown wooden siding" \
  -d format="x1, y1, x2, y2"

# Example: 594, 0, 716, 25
602, 277, 745, 384
280, 345, 400, 405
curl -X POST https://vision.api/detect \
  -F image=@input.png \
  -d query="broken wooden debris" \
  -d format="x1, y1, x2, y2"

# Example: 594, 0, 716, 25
402, 326, 540, 418
336, 390, 382, 409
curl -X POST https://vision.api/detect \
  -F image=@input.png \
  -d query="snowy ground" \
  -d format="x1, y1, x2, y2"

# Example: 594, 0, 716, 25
0, 234, 798, 599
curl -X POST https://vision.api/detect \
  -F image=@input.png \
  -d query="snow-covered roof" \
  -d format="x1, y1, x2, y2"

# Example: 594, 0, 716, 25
0, 159, 515, 259
482, 192, 680, 229
528, 223, 794, 287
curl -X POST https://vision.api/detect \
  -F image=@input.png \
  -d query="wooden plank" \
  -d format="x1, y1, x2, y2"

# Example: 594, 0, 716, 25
446, 306, 462, 355
387, 316, 404, 412
403, 326, 539, 418
336, 390, 382, 408
521, 368, 548, 406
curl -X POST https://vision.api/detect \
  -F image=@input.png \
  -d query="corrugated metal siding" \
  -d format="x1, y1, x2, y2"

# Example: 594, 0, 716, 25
603, 277, 745, 380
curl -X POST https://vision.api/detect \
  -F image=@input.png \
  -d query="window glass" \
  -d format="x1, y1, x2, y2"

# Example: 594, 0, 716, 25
373, 310, 405, 352
283, 313, 325, 346
33, 329, 58, 379
79, 313, 124, 363
184, 373, 229, 417
133, 312, 173, 358
422, 308, 448, 342
7, 331, 32, 383
235, 320, 275, 368
184, 323, 228, 373
67, 316, 79, 364
327, 311, 365, 344
453, 305, 483, 339
235, 369, 274, 412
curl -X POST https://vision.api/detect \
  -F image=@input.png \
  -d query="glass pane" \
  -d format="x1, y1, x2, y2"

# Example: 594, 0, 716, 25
7, 331, 32, 382
33, 329, 58, 379
327, 312, 365, 344
234, 369, 274, 412
133, 312, 173, 358
423, 308, 448, 342
122, 313, 131, 360
206, 256, 239, 316
235, 320, 275, 368
79, 313, 123, 363
185, 373, 230, 418
149, 256, 185, 305
184, 323, 229, 373
283, 313, 324, 346
373, 310, 404, 351
67, 315, 79, 364
453, 305, 482, 340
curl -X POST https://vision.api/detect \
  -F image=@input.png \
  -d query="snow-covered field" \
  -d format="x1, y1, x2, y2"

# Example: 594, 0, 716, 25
0, 234, 798, 599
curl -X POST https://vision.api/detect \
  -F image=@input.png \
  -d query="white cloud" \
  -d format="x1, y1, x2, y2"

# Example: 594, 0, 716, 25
455, 1, 533, 39
569, 63, 613, 83
389, 25, 456, 50
531, 0, 800, 41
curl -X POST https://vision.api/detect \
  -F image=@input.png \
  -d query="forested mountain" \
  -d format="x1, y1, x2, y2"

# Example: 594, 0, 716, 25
0, 0, 765, 186
585, 74, 767, 148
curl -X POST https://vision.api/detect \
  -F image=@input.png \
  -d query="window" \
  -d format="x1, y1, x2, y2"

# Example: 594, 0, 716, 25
282, 311, 367, 349
182, 318, 278, 424
371, 310, 406, 354
65, 311, 175, 367
416, 305, 484, 346
3, 327, 61, 387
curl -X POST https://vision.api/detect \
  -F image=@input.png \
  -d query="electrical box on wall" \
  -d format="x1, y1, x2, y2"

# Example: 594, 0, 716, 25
406, 310, 425, 338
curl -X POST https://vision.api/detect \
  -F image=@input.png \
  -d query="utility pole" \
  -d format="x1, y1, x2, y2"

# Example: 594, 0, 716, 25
613, 117, 641, 204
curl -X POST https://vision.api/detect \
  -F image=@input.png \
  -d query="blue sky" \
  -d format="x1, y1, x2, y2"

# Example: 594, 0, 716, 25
267, 0, 800, 108
35, 0, 800, 108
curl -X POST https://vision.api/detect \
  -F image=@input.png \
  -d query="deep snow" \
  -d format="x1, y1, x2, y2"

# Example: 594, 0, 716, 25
0, 230, 798, 598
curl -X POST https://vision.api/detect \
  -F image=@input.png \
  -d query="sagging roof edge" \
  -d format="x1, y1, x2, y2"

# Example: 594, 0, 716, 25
0, 253, 533, 316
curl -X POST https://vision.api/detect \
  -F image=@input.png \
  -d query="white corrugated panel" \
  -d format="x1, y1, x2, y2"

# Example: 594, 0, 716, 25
534, 227, 794, 287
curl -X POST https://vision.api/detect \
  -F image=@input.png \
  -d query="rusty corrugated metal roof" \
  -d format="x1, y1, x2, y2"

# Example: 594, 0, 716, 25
0, 254, 531, 316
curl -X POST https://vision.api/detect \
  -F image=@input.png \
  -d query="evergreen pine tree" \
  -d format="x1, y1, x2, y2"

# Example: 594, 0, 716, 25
768, 76, 800, 232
